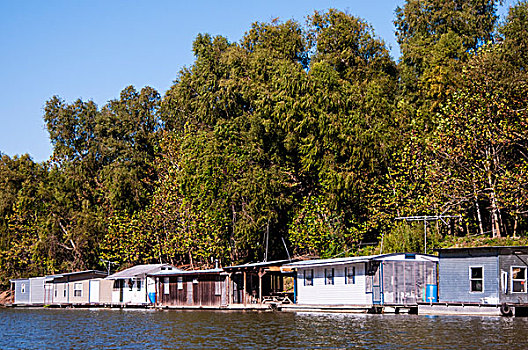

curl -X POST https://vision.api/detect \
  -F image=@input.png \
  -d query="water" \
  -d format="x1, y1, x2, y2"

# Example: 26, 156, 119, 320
1, 308, 527, 349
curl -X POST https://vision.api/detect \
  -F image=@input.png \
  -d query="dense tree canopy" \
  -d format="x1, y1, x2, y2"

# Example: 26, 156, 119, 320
2, 2, 528, 286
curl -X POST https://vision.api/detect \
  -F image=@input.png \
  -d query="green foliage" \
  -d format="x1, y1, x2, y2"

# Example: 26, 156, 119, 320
288, 195, 358, 258
4, 3, 528, 285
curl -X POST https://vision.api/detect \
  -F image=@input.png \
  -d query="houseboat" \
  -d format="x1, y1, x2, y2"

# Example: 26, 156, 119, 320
223, 260, 295, 309
419, 246, 528, 316
106, 264, 176, 306
150, 268, 228, 308
44, 270, 109, 306
281, 253, 438, 313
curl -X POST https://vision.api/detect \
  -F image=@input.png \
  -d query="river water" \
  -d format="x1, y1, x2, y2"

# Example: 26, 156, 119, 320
1, 308, 527, 349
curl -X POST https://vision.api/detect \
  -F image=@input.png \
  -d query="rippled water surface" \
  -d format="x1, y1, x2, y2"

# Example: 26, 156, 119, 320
1, 308, 528, 349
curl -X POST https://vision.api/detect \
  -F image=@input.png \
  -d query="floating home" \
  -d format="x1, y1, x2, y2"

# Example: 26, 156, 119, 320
282, 253, 438, 313
419, 246, 528, 316
106, 264, 176, 306
151, 268, 228, 308
10, 277, 47, 306
44, 270, 109, 306
10, 278, 31, 305
223, 260, 295, 308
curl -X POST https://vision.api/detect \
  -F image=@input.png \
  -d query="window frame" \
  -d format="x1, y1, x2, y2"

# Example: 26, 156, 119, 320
469, 266, 484, 293
177, 277, 183, 290
511, 266, 527, 294
325, 268, 334, 285
214, 278, 222, 296
345, 266, 356, 285
163, 277, 170, 295
73, 282, 83, 297
304, 269, 314, 287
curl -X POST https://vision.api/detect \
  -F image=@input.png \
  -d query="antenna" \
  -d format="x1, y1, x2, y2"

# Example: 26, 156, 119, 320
394, 215, 460, 254
281, 237, 291, 261
100, 259, 118, 275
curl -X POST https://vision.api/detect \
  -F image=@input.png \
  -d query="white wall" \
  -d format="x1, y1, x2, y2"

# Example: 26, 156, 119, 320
296, 263, 371, 305
112, 277, 154, 304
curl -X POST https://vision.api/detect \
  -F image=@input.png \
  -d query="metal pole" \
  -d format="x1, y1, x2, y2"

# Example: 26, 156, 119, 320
424, 219, 427, 254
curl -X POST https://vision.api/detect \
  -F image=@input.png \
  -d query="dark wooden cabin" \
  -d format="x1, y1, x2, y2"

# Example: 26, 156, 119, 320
151, 269, 228, 308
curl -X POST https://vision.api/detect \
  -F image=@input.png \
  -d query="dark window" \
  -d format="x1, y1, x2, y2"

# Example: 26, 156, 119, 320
304, 269, 313, 286
470, 267, 483, 292
136, 279, 141, 291
345, 266, 356, 284
73, 283, 82, 297
325, 268, 334, 285
512, 267, 527, 293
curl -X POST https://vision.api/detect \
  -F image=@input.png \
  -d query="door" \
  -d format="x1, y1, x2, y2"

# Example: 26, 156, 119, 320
119, 280, 124, 302
371, 262, 382, 305
90, 280, 100, 303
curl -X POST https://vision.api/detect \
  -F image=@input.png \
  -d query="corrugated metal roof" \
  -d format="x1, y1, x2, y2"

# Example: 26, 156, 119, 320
223, 259, 294, 271
106, 264, 178, 279
283, 253, 438, 269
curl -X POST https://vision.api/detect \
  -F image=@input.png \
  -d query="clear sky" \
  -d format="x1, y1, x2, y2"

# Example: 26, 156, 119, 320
0, 0, 517, 162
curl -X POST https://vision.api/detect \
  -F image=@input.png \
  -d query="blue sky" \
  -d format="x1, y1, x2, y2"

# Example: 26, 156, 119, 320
0, 0, 517, 162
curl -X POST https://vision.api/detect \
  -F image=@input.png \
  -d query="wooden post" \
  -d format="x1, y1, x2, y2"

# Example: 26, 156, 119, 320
243, 271, 247, 306
226, 273, 231, 306
259, 269, 262, 304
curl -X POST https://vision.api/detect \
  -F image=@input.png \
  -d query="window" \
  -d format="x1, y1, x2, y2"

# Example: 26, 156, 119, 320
325, 268, 334, 285
73, 283, 83, 297
470, 267, 483, 292
214, 279, 222, 296
304, 269, 313, 286
345, 266, 356, 285
136, 279, 142, 291
54, 287, 57, 298
177, 277, 183, 290
20, 283, 26, 294
164, 277, 170, 295
64, 288, 67, 297
128, 279, 134, 291
511, 267, 527, 293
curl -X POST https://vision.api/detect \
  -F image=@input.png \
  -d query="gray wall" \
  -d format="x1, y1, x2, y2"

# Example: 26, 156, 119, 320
439, 252, 499, 303
499, 253, 528, 304
13, 279, 30, 304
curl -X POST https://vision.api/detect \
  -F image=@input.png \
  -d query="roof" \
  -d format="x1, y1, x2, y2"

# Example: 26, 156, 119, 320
435, 245, 528, 252
150, 268, 225, 277
223, 259, 295, 271
10, 270, 108, 283
282, 253, 438, 269
106, 264, 177, 279
436, 246, 528, 255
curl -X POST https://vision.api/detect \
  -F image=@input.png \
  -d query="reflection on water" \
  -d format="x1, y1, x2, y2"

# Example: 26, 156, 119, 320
0, 308, 527, 349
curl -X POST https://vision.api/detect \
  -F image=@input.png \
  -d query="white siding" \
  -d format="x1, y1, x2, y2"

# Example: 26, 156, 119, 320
29, 277, 46, 304
296, 263, 371, 305
111, 277, 154, 304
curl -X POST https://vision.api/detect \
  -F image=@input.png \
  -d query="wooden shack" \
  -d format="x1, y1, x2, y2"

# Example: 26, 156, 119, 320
223, 260, 295, 306
152, 268, 228, 308
282, 253, 438, 313
420, 246, 528, 316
